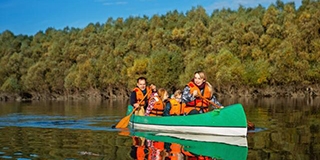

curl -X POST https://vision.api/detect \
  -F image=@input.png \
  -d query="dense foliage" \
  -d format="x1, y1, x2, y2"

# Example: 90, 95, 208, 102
1, 0, 319, 99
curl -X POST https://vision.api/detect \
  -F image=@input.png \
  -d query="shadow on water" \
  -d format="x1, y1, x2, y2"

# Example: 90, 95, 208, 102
247, 127, 268, 133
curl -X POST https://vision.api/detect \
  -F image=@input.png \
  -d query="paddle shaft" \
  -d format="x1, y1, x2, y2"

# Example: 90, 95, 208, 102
134, 91, 149, 108
198, 95, 222, 109
128, 91, 150, 117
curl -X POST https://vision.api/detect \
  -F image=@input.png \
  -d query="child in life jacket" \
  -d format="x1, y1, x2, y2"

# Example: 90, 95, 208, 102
145, 88, 168, 116
163, 90, 184, 116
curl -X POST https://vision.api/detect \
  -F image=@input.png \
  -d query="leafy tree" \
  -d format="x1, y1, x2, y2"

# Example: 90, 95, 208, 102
22, 61, 49, 93
147, 49, 184, 91
271, 41, 310, 84
243, 59, 271, 86
1, 0, 320, 99
0, 76, 20, 92
0, 30, 16, 57
179, 49, 206, 85
126, 56, 149, 88
205, 49, 245, 88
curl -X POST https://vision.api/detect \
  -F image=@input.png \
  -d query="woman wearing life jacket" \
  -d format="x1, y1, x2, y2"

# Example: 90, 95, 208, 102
145, 88, 168, 116
163, 90, 183, 116
130, 77, 156, 116
181, 71, 223, 115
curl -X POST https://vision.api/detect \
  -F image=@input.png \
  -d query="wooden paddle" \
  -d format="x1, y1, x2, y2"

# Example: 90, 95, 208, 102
198, 95, 223, 109
198, 95, 255, 131
115, 92, 149, 129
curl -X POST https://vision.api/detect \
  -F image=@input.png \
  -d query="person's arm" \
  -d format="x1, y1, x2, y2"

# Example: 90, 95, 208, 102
130, 91, 137, 106
145, 97, 157, 116
130, 91, 144, 108
181, 86, 196, 103
210, 95, 223, 108
150, 84, 157, 93
144, 91, 157, 109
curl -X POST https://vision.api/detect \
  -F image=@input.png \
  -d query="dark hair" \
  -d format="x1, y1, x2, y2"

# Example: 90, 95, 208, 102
137, 76, 147, 83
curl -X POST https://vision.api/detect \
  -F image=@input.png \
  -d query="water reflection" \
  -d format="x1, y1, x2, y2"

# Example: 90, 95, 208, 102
126, 131, 248, 160
0, 127, 128, 159
243, 97, 320, 160
0, 97, 319, 159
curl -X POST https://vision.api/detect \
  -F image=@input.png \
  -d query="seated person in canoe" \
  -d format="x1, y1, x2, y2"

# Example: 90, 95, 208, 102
181, 71, 223, 115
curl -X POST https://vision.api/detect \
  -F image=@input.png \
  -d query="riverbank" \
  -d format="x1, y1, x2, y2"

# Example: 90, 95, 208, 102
0, 84, 319, 102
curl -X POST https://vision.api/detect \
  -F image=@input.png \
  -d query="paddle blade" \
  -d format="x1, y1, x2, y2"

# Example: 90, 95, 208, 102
115, 113, 132, 129
115, 106, 138, 129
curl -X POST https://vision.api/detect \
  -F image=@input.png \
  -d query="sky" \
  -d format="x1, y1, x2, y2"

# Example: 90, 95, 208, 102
0, 0, 301, 36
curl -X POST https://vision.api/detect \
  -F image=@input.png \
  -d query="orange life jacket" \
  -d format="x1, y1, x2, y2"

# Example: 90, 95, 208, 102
149, 96, 164, 116
152, 141, 165, 150
181, 148, 213, 160
132, 136, 147, 160
183, 81, 212, 114
133, 87, 152, 106
137, 146, 147, 160
170, 143, 182, 152
181, 148, 195, 158
168, 99, 182, 115
166, 143, 183, 160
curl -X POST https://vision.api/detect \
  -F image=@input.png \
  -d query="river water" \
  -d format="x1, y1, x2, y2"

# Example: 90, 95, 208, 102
0, 97, 319, 160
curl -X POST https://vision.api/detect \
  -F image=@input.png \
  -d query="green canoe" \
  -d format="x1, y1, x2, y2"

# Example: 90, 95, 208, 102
127, 103, 248, 137
131, 131, 248, 160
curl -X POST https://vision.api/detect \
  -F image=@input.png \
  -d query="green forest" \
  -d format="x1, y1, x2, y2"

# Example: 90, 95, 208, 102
0, 0, 319, 100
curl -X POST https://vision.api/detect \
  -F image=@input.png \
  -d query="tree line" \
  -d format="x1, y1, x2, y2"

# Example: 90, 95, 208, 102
0, 0, 319, 100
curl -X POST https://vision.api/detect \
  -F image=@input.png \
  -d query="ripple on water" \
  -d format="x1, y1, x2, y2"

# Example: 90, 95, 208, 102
0, 155, 12, 159
29, 153, 39, 158
0, 114, 118, 131
248, 127, 268, 133
13, 151, 23, 156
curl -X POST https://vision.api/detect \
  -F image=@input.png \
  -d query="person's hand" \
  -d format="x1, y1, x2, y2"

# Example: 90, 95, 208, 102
133, 103, 140, 108
150, 84, 157, 92
192, 90, 198, 97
